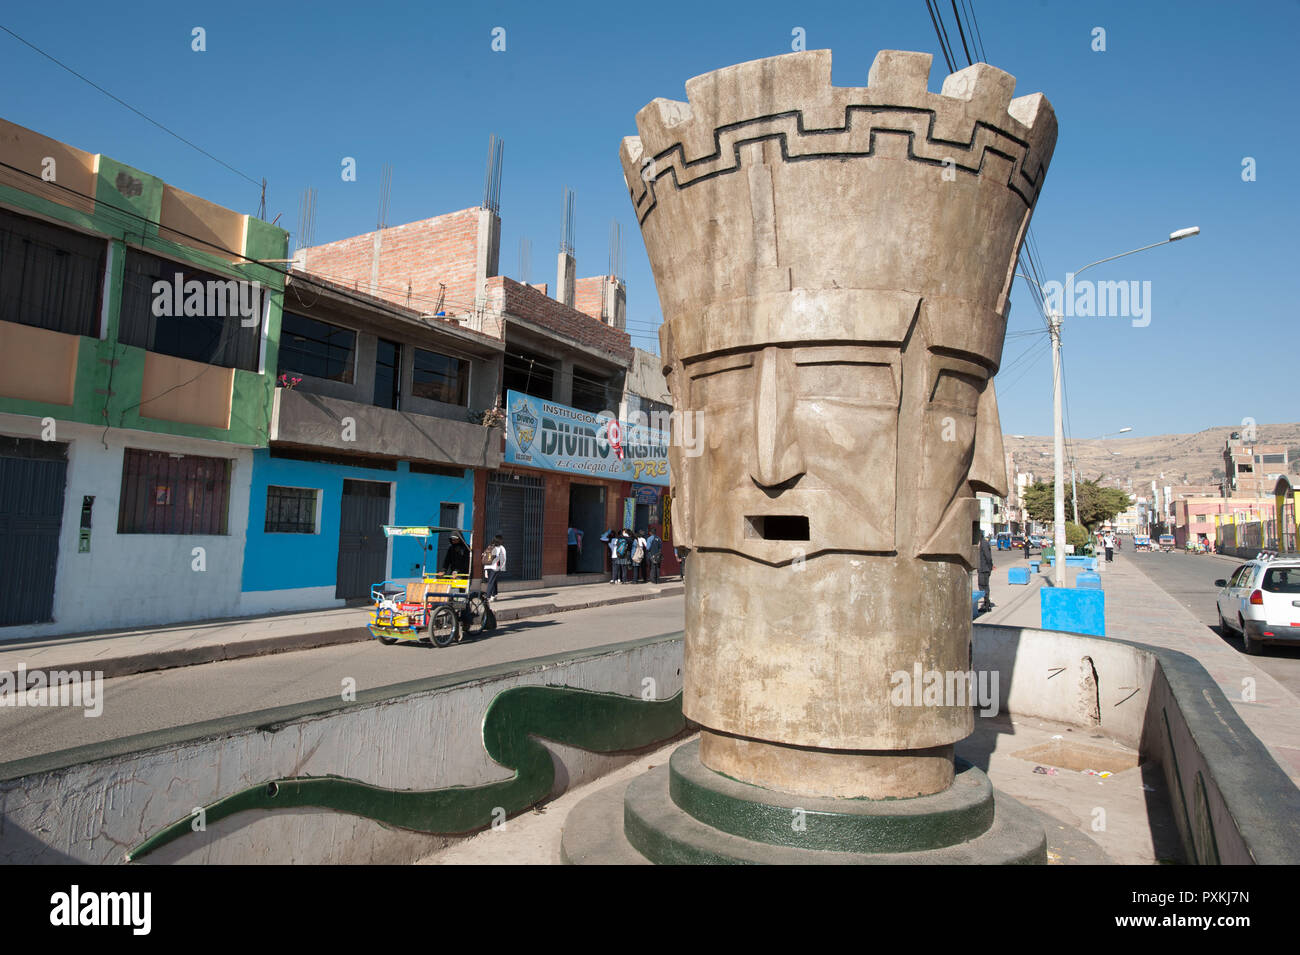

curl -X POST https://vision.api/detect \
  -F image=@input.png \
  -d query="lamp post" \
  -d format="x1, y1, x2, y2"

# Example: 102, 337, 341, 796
1016, 228, 1198, 587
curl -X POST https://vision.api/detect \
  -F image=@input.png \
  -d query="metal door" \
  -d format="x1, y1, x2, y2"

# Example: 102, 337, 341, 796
0, 438, 69, 626
567, 483, 606, 573
336, 479, 391, 600
485, 473, 543, 580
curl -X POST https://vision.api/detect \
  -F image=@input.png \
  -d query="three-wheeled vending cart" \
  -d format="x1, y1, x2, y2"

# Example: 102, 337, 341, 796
368, 525, 494, 647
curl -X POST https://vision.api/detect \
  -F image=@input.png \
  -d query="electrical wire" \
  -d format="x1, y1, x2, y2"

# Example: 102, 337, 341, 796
0, 24, 262, 190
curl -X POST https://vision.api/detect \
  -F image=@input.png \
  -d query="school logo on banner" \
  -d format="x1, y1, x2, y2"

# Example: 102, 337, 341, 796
510, 396, 539, 453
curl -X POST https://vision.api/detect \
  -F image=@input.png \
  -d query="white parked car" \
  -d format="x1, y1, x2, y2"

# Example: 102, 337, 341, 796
1215, 556, 1300, 655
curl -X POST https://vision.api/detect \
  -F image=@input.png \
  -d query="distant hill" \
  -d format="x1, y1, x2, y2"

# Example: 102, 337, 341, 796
1003, 423, 1300, 497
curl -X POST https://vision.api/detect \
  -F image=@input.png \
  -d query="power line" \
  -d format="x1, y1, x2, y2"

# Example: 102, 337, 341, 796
924, 0, 957, 72
948, 0, 974, 65
0, 23, 262, 190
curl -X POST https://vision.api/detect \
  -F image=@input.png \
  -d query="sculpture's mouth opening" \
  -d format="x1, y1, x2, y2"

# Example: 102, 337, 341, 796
744, 515, 810, 541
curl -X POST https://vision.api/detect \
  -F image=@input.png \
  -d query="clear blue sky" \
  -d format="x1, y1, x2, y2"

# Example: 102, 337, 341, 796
1, 0, 1294, 441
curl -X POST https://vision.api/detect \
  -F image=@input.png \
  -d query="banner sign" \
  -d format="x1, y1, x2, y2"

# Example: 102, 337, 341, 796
504, 390, 670, 486
623, 497, 636, 530
632, 483, 660, 506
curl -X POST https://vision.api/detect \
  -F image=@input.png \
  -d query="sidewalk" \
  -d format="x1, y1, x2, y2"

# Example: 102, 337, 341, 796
0, 578, 684, 681
979, 552, 1300, 787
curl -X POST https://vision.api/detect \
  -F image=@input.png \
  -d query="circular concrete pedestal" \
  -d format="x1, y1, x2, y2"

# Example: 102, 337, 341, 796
562, 740, 1047, 865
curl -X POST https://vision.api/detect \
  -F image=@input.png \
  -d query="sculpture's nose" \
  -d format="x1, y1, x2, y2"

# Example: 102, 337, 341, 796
966, 381, 1008, 498
750, 347, 806, 488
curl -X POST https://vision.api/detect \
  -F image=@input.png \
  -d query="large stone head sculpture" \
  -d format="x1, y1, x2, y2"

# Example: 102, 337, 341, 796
622, 50, 1056, 799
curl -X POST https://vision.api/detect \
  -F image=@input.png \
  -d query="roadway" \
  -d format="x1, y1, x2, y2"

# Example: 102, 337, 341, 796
0, 594, 686, 765
1126, 549, 1300, 697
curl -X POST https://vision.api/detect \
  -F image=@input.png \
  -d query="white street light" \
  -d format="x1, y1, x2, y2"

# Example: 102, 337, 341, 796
1015, 228, 1199, 587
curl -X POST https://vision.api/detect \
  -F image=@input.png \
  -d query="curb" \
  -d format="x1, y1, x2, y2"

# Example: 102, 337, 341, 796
25, 586, 686, 681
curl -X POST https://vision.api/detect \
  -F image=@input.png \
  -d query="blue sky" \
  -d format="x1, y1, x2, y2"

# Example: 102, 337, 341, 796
1, 0, 1294, 441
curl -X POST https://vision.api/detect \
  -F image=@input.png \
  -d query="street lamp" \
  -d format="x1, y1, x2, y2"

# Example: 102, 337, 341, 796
1015, 227, 1198, 587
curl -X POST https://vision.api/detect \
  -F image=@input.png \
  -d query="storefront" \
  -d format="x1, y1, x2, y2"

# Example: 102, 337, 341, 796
473, 391, 671, 584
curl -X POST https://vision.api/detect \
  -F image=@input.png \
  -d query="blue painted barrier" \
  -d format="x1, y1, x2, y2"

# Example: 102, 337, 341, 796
1029, 559, 1041, 573
1077, 570, 1102, 589
1008, 566, 1030, 585
971, 591, 984, 618
1041, 587, 1105, 636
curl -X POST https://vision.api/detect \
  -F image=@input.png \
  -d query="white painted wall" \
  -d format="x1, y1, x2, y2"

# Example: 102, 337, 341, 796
0, 415, 252, 639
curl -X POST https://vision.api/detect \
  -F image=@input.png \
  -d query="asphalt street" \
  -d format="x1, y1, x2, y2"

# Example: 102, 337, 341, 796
1127, 549, 1300, 697
0, 593, 686, 765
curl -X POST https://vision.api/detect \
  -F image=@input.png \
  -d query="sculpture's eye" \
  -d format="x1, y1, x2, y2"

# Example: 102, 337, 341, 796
929, 370, 982, 416
795, 362, 895, 404
691, 364, 750, 406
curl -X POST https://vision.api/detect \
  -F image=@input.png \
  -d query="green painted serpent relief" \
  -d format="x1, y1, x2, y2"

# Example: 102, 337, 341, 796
127, 684, 685, 862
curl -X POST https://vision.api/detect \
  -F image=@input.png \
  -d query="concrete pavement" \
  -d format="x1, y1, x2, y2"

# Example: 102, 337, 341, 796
0, 577, 683, 681
980, 550, 1300, 787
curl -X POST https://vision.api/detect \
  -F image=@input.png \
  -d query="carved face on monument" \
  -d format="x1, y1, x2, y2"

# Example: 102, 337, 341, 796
667, 304, 1007, 571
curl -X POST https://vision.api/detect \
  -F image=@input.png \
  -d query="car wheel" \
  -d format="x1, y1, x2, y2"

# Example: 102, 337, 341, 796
428, 605, 459, 647
1240, 618, 1263, 655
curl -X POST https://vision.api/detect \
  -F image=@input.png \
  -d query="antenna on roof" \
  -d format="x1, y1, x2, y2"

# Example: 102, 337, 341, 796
482, 134, 504, 213
560, 186, 575, 255
608, 219, 623, 282
518, 237, 531, 285
257, 178, 267, 220
377, 163, 393, 231
295, 187, 317, 254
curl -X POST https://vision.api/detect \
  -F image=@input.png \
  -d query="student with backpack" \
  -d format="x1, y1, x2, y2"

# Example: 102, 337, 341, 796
613, 529, 632, 584
631, 530, 647, 583
482, 535, 506, 602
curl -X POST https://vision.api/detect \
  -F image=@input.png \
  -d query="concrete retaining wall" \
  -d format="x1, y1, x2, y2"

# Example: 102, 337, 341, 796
974, 623, 1300, 864
0, 635, 684, 865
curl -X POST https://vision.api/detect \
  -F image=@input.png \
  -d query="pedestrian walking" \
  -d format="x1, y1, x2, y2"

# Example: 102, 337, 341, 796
631, 530, 647, 583
1023, 533, 1031, 561
482, 535, 506, 602
645, 526, 663, 584
601, 528, 615, 579
978, 532, 994, 613
1104, 533, 1115, 563
613, 529, 632, 584
566, 525, 584, 574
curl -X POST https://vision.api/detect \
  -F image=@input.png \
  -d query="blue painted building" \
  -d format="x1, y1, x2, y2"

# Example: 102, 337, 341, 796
238, 274, 504, 614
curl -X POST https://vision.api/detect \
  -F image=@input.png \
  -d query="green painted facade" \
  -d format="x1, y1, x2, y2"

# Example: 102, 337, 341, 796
0, 152, 288, 447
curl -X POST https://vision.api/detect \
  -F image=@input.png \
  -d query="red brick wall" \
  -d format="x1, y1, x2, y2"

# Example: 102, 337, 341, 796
574, 276, 606, 322
487, 276, 632, 363
300, 207, 482, 315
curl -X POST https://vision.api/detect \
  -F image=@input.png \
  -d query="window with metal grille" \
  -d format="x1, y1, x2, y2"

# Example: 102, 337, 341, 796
264, 485, 318, 533
118, 248, 262, 371
412, 348, 468, 405
0, 206, 106, 336
117, 448, 232, 535
278, 311, 355, 383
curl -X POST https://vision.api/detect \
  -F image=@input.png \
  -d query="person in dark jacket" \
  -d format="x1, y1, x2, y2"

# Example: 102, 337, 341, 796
645, 526, 663, 584
1023, 533, 1032, 561
442, 534, 471, 576
978, 533, 994, 613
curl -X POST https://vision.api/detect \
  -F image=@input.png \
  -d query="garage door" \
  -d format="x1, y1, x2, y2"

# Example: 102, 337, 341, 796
486, 473, 543, 581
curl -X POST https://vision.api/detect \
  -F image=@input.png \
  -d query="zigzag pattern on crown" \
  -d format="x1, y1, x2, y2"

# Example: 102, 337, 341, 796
619, 49, 1057, 223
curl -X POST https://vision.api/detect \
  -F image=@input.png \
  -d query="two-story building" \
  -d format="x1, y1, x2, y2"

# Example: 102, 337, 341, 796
0, 117, 287, 636
294, 202, 641, 587
237, 271, 505, 612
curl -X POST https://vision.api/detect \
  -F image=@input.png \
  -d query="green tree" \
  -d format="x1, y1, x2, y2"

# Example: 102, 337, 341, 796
1022, 481, 1056, 524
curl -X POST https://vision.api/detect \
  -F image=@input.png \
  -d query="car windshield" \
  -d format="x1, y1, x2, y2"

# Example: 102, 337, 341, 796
1263, 567, 1300, 594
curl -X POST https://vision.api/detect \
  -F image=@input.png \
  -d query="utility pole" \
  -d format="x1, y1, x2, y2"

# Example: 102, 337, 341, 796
1050, 310, 1066, 588
1071, 464, 1079, 525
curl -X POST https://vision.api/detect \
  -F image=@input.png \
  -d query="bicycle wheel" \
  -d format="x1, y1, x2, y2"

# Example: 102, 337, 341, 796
427, 605, 459, 647
462, 593, 495, 636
